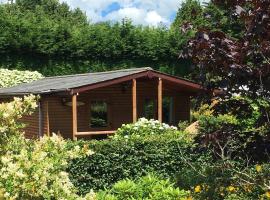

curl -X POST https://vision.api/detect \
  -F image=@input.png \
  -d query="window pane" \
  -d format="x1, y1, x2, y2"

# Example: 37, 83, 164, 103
163, 97, 173, 124
143, 98, 155, 119
90, 101, 108, 128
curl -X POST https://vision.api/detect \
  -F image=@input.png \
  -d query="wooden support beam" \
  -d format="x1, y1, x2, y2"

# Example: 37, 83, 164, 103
38, 101, 43, 138
158, 78, 163, 122
132, 79, 137, 123
46, 101, 50, 136
72, 94, 78, 140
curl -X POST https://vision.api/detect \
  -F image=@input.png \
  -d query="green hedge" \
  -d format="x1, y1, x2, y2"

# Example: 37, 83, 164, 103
67, 133, 195, 195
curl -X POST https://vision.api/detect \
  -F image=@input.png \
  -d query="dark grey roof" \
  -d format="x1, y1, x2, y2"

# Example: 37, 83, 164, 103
0, 67, 152, 95
0, 67, 203, 96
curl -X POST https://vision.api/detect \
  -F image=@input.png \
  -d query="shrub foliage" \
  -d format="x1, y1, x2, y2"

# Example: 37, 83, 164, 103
0, 69, 43, 88
0, 134, 95, 200
97, 174, 190, 200
0, 96, 95, 200
68, 132, 194, 194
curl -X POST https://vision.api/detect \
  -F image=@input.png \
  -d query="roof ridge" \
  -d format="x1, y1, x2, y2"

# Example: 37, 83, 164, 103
43, 67, 153, 80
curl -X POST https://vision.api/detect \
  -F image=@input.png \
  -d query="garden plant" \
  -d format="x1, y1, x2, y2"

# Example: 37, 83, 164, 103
0, 0, 269, 199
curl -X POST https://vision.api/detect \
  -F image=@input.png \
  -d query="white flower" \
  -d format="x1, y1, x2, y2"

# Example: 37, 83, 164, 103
85, 150, 95, 156
15, 170, 26, 178
4, 192, 10, 198
1, 156, 11, 164
2, 112, 10, 118
74, 145, 80, 151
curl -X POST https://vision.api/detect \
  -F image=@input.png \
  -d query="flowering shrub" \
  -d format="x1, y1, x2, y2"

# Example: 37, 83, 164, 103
0, 95, 38, 155
0, 96, 96, 199
115, 118, 178, 138
97, 174, 191, 200
0, 69, 43, 88
0, 134, 95, 200
189, 163, 270, 200
0, 95, 38, 135
175, 148, 270, 200
227, 163, 270, 200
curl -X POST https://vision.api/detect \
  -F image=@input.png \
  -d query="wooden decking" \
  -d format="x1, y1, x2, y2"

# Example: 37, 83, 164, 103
75, 130, 116, 136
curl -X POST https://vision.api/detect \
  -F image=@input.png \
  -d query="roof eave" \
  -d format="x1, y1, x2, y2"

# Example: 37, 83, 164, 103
0, 89, 70, 97
70, 70, 204, 95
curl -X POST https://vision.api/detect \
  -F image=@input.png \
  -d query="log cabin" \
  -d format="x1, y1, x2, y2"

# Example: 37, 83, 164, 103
0, 67, 203, 140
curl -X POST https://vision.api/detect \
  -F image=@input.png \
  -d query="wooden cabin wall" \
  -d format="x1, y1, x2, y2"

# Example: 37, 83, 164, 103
21, 100, 49, 139
21, 110, 39, 138
0, 80, 191, 139
174, 95, 190, 123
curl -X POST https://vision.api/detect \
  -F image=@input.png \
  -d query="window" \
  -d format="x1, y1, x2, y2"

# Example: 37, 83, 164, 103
143, 98, 155, 119
90, 101, 108, 128
163, 97, 174, 124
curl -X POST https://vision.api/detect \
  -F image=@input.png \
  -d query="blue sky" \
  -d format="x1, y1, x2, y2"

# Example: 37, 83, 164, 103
1, 0, 207, 26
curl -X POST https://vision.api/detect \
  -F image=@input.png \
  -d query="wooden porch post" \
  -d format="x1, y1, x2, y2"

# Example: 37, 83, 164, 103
72, 94, 78, 140
132, 79, 137, 123
38, 101, 43, 138
158, 78, 163, 122
46, 101, 50, 136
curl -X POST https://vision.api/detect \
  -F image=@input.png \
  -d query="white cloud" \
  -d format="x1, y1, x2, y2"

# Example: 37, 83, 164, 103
104, 7, 145, 24
59, 0, 182, 26
104, 7, 168, 26
145, 11, 168, 26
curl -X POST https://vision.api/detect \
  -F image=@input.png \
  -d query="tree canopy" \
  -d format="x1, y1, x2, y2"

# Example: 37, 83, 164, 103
182, 0, 270, 99
0, 0, 195, 76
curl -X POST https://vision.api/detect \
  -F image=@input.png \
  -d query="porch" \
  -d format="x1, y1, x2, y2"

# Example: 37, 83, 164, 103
72, 77, 164, 139
46, 76, 192, 140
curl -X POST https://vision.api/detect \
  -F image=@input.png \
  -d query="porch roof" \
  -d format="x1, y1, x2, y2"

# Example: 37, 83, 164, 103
0, 67, 203, 96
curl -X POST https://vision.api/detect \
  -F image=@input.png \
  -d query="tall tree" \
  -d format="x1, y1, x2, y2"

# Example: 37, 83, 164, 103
172, 0, 205, 32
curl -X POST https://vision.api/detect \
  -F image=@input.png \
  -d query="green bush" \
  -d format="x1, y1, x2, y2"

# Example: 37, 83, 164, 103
68, 132, 195, 194
198, 113, 238, 134
193, 97, 270, 162
97, 174, 190, 200
192, 101, 238, 134
178, 121, 191, 132
193, 97, 270, 137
